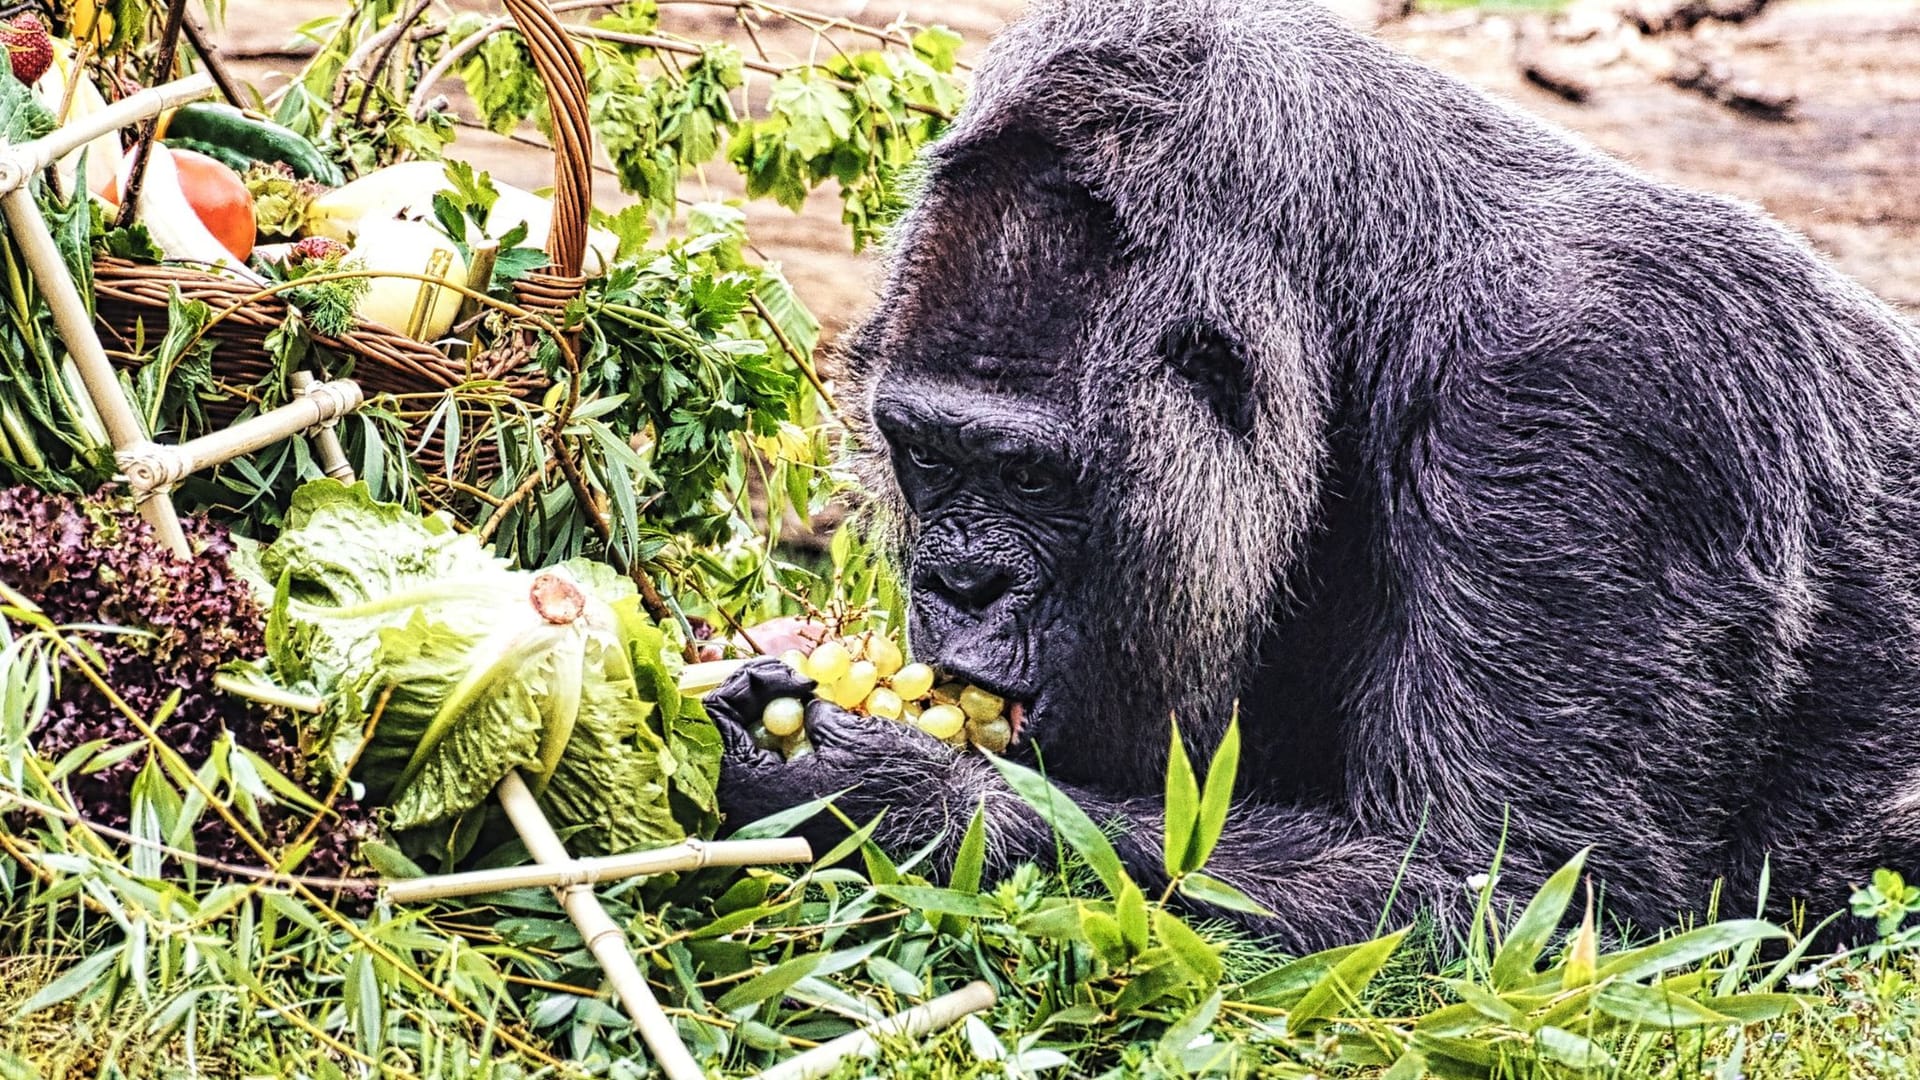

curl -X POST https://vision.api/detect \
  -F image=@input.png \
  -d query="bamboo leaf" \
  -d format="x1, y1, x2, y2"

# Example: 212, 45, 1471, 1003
1594, 982, 1736, 1029
1164, 721, 1199, 878
1179, 871, 1274, 916
1535, 1026, 1615, 1070
1154, 907, 1223, 984
1083, 910, 1129, 967
1239, 942, 1365, 1007
717, 952, 823, 1014
1117, 881, 1150, 959
950, 800, 989, 896
17, 946, 121, 1017
874, 885, 1000, 919
1490, 850, 1588, 990
1595, 920, 1788, 985
990, 754, 1129, 898
1288, 927, 1408, 1032
1193, 715, 1240, 871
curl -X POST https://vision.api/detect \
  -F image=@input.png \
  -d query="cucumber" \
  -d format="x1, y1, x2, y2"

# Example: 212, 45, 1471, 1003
163, 103, 345, 187
159, 135, 254, 177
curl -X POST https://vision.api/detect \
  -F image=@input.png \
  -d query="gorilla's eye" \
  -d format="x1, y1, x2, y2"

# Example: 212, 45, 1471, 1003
1003, 460, 1057, 500
903, 442, 953, 481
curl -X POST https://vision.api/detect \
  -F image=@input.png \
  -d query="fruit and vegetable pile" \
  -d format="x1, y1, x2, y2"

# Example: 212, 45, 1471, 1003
748, 632, 1020, 756
0, 0, 974, 832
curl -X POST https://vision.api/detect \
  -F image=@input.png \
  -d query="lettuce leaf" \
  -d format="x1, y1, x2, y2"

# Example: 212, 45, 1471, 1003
238, 480, 718, 853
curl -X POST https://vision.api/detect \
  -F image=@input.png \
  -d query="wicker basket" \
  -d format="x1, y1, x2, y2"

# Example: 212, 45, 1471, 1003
93, 0, 594, 477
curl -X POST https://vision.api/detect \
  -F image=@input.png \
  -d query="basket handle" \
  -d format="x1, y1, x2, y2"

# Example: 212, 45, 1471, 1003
503, 0, 592, 279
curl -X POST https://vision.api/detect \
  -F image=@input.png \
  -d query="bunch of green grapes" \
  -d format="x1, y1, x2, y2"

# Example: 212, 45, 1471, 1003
752, 632, 1015, 758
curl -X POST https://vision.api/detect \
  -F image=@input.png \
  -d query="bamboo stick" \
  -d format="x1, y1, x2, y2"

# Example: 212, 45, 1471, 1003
757, 981, 999, 1080
117, 381, 364, 497
455, 239, 498, 333
496, 770, 708, 1080
0, 73, 215, 195
385, 835, 811, 903
0, 185, 190, 554
677, 658, 751, 696
293, 372, 356, 480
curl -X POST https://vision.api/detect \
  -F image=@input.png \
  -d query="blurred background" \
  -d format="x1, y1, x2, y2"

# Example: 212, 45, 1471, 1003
215, 0, 1920, 335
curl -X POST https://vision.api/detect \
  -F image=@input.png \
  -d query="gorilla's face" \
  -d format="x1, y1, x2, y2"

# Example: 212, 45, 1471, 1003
870, 374, 1098, 746
849, 130, 1130, 752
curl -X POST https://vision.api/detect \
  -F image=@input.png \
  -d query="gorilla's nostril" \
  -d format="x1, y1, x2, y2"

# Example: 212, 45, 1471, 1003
928, 563, 1013, 612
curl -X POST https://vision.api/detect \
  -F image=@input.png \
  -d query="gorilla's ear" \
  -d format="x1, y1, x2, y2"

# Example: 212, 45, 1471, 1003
1158, 319, 1255, 437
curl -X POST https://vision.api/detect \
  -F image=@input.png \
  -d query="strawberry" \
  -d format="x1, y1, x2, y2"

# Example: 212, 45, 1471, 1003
289, 236, 349, 264
0, 13, 51, 86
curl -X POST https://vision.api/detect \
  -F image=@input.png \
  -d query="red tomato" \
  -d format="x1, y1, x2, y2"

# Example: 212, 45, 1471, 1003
165, 146, 254, 261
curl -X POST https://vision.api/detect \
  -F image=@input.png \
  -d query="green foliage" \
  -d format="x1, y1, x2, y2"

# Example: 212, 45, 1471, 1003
0, 600, 1898, 1078
0, 163, 113, 492
729, 27, 964, 249
1853, 868, 1920, 958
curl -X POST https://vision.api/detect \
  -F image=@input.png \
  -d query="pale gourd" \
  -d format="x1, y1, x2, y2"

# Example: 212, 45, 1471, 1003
347, 220, 468, 342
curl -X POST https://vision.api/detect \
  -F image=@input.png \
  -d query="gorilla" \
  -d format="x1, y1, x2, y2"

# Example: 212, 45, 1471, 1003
709, 0, 1920, 953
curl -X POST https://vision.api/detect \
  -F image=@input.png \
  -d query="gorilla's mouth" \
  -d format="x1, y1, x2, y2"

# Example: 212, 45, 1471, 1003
936, 664, 1034, 745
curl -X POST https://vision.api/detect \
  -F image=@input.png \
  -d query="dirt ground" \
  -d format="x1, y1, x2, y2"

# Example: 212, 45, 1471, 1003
215, 0, 1920, 333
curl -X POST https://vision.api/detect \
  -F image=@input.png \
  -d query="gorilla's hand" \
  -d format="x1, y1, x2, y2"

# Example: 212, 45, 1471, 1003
706, 658, 966, 844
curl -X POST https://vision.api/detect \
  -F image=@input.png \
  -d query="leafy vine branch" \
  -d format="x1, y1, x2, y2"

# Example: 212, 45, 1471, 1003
403, 1, 957, 123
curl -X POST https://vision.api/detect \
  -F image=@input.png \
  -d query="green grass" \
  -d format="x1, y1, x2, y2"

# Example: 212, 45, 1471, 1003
8, 593, 1920, 1080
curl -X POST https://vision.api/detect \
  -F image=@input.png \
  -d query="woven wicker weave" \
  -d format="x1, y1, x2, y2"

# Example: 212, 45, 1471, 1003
94, 0, 594, 474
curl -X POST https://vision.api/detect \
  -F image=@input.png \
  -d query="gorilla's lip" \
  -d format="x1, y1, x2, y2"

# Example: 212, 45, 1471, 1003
934, 663, 1033, 742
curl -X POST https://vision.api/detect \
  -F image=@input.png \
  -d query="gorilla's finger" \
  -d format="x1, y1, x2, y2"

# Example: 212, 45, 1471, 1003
710, 701, 780, 766
801, 698, 871, 749
805, 700, 950, 756
704, 656, 815, 723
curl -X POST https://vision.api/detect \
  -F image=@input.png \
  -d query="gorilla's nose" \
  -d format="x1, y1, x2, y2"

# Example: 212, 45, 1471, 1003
923, 561, 1013, 613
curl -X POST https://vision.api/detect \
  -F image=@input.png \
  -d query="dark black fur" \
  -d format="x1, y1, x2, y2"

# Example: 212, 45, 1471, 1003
709, 0, 1920, 952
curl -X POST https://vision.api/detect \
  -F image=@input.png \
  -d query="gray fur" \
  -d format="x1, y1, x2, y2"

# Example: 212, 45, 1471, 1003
710, 0, 1920, 952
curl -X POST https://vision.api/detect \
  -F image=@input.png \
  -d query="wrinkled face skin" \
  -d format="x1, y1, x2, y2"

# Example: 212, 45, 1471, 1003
870, 379, 1094, 745
848, 131, 1122, 756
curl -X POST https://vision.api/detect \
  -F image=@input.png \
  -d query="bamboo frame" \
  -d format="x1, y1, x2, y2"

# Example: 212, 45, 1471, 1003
496, 769, 709, 1080
292, 372, 356, 479
120, 380, 364, 496
0, 74, 215, 193
384, 834, 811, 902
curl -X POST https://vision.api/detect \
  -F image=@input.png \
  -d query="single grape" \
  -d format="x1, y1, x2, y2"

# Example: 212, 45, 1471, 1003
763, 696, 805, 737
868, 636, 905, 678
889, 662, 935, 701
778, 648, 808, 672
805, 640, 852, 685
931, 680, 965, 706
865, 686, 905, 720
917, 703, 966, 740
832, 660, 880, 709
969, 716, 1013, 753
959, 685, 1005, 722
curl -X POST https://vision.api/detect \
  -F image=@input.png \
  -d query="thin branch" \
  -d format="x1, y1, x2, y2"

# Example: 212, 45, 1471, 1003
113, 0, 194, 229
355, 0, 435, 125
410, 4, 954, 120
182, 10, 247, 107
